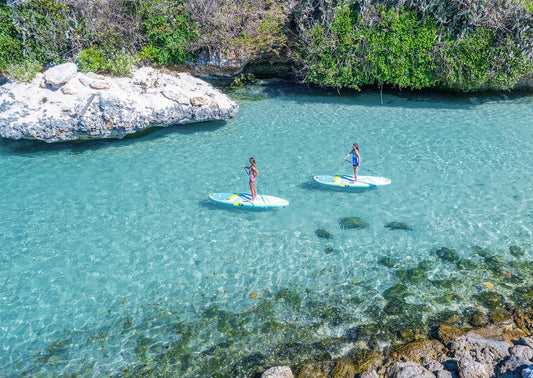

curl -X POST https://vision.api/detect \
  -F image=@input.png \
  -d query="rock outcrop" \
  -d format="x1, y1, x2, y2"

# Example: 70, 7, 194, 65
0, 64, 239, 143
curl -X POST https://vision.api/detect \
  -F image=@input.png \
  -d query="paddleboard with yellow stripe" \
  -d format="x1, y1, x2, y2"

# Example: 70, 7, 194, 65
208, 192, 289, 209
313, 175, 391, 188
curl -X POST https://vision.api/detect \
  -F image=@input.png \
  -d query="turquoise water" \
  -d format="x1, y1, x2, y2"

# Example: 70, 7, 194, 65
1, 83, 532, 376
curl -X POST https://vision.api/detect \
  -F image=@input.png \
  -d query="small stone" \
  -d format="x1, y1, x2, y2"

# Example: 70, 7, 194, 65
89, 80, 110, 90
190, 96, 210, 106
324, 246, 335, 255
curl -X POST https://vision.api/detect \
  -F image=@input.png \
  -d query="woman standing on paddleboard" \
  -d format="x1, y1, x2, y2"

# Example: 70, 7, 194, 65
344, 143, 360, 182
244, 157, 258, 201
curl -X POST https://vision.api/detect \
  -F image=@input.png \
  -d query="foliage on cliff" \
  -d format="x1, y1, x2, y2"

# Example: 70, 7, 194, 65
294, 0, 533, 90
0, 0, 531, 91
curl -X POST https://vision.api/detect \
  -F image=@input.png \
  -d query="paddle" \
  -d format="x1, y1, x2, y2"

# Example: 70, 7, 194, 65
342, 158, 383, 177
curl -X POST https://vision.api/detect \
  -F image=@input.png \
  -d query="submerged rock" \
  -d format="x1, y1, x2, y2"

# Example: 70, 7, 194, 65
378, 256, 397, 268
396, 268, 427, 284
434, 247, 460, 262
315, 229, 333, 239
388, 339, 445, 365
0, 66, 239, 142
430, 278, 460, 291
418, 260, 435, 271
383, 284, 408, 300
384, 221, 413, 231
456, 258, 478, 270
484, 255, 504, 274
470, 245, 492, 257
510, 245, 526, 257
330, 357, 356, 378
478, 291, 505, 309
339, 217, 369, 229
324, 246, 335, 255
464, 307, 489, 327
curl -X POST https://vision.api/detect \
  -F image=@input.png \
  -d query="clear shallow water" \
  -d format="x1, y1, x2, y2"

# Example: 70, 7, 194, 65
1, 83, 532, 376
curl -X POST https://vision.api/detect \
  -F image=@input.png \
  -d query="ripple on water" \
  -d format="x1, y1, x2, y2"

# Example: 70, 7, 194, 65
0, 83, 532, 375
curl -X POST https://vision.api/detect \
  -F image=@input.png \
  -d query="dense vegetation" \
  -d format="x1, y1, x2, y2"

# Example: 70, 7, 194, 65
0, 0, 532, 90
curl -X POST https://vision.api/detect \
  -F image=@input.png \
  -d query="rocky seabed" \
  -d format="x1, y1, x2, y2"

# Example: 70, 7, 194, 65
0, 63, 239, 143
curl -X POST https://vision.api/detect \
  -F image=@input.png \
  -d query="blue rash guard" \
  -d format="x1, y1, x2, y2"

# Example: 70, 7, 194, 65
352, 153, 359, 166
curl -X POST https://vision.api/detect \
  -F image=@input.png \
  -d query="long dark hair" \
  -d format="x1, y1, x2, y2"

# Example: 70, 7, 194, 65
249, 157, 256, 166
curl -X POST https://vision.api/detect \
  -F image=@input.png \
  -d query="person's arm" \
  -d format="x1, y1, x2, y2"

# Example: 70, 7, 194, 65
343, 149, 354, 160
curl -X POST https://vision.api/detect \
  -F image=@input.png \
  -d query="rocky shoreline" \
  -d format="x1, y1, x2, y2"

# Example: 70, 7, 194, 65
0, 63, 238, 143
260, 319, 533, 377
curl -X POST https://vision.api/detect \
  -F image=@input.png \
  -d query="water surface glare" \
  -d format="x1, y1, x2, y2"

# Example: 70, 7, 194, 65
1, 86, 532, 375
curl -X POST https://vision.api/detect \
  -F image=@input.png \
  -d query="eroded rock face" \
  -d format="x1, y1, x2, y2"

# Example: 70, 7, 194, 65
0, 66, 239, 143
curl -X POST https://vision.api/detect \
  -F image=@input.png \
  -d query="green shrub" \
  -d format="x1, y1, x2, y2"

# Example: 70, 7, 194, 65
296, 1, 533, 91
77, 48, 107, 72
5, 60, 41, 82
138, 1, 197, 65
0, 7, 22, 70
77, 48, 137, 75
8, 0, 78, 65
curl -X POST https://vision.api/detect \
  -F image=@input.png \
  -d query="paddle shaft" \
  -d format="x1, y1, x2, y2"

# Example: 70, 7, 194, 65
342, 158, 382, 177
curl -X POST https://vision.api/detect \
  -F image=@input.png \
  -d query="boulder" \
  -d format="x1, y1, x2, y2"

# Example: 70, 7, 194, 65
388, 339, 445, 365
359, 370, 379, 378
42, 62, 77, 87
456, 356, 491, 378
262, 366, 294, 378
384, 361, 436, 377
0, 65, 239, 142
449, 330, 510, 369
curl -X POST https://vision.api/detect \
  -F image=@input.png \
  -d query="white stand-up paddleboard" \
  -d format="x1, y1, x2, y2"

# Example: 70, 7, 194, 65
313, 175, 391, 188
209, 192, 289, 209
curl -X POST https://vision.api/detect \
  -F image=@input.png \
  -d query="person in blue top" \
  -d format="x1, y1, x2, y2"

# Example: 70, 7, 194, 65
243, 157, 258, 201
344, 143, 360, 182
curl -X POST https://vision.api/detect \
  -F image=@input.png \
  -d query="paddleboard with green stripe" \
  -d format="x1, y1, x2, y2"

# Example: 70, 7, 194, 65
208, 192, 289, 209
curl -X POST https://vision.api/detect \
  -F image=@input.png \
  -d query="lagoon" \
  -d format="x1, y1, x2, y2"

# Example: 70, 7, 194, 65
0, 82, 532, 376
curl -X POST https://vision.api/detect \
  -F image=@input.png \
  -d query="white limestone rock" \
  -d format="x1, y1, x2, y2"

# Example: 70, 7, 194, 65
0, 65, 239, 142
42, 62, 78, 87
